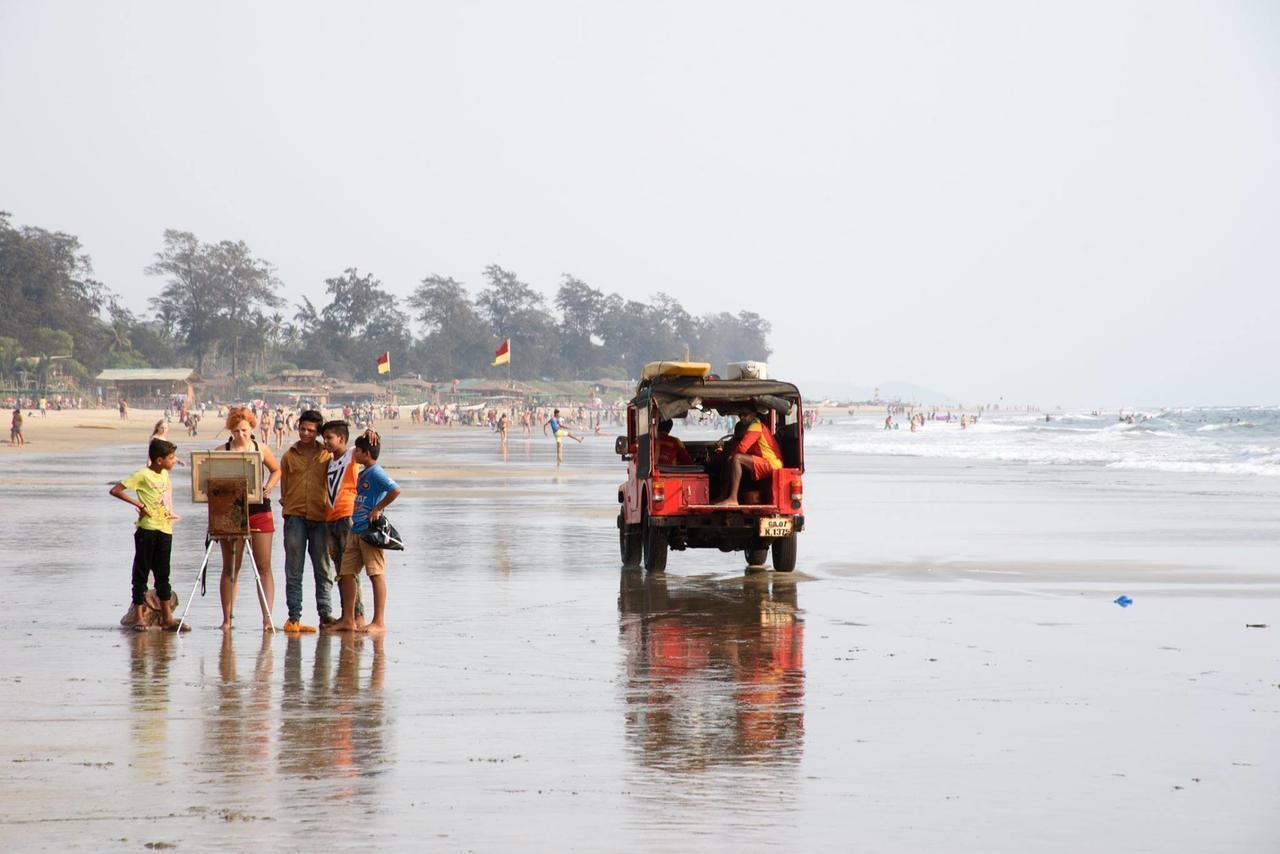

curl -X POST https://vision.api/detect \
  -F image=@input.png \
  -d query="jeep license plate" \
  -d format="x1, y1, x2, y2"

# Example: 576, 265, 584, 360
759, 516, 793, 538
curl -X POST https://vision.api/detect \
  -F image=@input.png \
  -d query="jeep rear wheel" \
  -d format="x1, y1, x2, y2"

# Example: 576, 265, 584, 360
641, 506, 668, 573
745, 546, 770, 568
619, 513, 641, 568
771, 534, 797, 572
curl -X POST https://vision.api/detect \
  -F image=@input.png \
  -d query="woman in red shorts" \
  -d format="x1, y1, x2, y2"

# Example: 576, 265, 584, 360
215, 406, 282, 631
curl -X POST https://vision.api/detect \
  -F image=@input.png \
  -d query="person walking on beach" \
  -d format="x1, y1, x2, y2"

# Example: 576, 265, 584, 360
10, 407, 23, 446
215, 406, 282, 632
328, 434, 400, 634
273, 409, 287, 448
279, 409, 334, 633
544, 408, 583, 466
496, 412, 509, 452
109, 438, 181, 631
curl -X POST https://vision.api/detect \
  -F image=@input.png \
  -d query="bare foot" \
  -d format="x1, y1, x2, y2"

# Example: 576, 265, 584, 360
324, 620, 356, 632
262, 623, 276, 633
163, 621, 191, 633
219, 621, 232, 631
713, 497, 739, 507
360, 622, 386, 634
133, 623, 150, 632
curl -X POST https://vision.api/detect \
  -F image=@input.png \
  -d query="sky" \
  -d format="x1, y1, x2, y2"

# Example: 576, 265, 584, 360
1, 0, 1277, 407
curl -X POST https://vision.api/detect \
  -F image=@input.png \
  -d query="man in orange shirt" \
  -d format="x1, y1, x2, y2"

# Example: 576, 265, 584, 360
714, 407, 782, 506
320, 420, 373, 628
654, 419, 693, 467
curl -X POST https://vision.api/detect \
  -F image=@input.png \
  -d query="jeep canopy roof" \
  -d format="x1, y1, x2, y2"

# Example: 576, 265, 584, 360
633, 376, 801, 421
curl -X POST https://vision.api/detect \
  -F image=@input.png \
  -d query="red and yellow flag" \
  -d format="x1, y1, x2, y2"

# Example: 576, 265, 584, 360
492, 339, 510, 366
376, 352, 390, 374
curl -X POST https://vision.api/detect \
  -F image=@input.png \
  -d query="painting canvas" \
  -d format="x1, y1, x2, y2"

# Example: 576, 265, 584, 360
189, 451, 263, 504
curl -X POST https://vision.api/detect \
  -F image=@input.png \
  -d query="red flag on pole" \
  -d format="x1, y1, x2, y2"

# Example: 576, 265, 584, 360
377, 352, 390, 374
492, 339, 510, 366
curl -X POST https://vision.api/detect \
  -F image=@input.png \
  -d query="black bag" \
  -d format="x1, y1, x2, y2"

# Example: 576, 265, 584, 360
360, 515, 404, 551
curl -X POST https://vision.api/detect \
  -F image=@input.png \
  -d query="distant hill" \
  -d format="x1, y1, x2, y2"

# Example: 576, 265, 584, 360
797, 379, 960, 405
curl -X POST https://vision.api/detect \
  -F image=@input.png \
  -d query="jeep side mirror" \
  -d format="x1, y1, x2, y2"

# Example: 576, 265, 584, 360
614, 436, 629, 457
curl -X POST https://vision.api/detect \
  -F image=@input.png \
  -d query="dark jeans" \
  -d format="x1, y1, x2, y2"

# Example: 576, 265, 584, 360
131, 528, 173, 605
326, 517, 364, 618
283, 515, 334, 622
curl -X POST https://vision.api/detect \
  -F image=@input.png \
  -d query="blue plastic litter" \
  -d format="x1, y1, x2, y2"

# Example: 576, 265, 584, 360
1114, 595, 1133, 608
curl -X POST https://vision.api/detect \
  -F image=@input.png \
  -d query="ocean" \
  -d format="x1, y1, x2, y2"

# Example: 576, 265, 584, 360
804, 406, 1280, 477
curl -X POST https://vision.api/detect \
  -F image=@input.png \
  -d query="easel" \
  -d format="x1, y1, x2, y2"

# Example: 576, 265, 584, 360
178, 456, 276, 634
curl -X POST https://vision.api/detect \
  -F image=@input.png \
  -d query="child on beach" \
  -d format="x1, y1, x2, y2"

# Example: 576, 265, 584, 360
109, 438, 181, 631
328, 434, 400, 634
320, 420, 372, 629
543, 408, 584, 466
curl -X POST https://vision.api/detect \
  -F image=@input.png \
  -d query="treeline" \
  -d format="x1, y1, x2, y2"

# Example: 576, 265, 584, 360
0, 214, 772, 387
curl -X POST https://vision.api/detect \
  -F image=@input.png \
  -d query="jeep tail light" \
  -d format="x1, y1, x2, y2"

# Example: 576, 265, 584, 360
652, 480, 665, 506
790, 477, 802, 509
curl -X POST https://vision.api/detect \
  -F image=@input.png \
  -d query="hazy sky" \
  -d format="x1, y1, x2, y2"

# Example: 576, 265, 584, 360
2, 1, 1277, 406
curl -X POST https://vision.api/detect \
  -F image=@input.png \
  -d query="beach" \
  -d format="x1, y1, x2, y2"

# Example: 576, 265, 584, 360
1, 410, 1277, 850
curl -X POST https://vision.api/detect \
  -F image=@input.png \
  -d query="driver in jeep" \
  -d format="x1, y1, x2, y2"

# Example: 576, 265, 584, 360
713, 406, 783, 506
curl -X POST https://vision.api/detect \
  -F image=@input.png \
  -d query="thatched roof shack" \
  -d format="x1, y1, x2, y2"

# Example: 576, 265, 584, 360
329, 382, 386, 404
96, 368, 199, 403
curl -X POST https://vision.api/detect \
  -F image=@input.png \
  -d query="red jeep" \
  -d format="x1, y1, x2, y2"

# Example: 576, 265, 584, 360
616, 362, 805, 573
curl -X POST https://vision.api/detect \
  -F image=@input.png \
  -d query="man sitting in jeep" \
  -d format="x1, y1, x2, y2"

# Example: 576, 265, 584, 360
655, 419, 693, 467
713, 407, 783, 506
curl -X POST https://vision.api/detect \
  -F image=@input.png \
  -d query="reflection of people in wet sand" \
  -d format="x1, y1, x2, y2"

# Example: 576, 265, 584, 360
216, 406, 282, 632
204, 632, 274, 774
127, 631, 175, 769
110, 438, 182, 631
714, 408, 782, 506
544, 408, 583, 466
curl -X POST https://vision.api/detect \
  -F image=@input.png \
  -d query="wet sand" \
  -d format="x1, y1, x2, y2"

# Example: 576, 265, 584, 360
1, 424, 1278, 850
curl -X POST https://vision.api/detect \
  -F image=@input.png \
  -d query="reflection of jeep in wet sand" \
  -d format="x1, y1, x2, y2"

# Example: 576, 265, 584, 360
616, 361, 805, 573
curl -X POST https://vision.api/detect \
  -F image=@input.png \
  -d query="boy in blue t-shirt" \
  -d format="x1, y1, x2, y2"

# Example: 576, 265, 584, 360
331, 434, 401, 633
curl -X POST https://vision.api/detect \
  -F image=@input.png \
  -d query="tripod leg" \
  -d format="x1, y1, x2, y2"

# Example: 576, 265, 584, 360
178, 539, 217, 634
244, 536, 276, 634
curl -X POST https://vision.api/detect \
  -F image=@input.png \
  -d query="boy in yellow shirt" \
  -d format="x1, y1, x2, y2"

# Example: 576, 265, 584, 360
110, 438, 181, 631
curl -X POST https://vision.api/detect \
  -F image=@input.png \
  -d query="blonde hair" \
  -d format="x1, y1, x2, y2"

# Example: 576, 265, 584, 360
225, 406, 258, 430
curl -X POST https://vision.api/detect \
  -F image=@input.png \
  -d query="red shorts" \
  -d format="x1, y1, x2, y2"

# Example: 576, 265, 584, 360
249, 510, 275, 533
749, 456, 774, 480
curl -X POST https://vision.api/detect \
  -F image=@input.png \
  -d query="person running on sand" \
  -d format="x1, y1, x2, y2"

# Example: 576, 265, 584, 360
215, 406, 282, 632
713, 408, 782, 506
109, 438, 182, 631
544, 408, 583, 466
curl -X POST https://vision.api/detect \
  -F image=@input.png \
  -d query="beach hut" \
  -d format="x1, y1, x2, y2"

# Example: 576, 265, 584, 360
95, 368, 200, 404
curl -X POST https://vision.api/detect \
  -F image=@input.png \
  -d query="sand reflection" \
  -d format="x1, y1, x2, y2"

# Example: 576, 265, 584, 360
618, 571, 805, 771
127, 632, 177, 775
